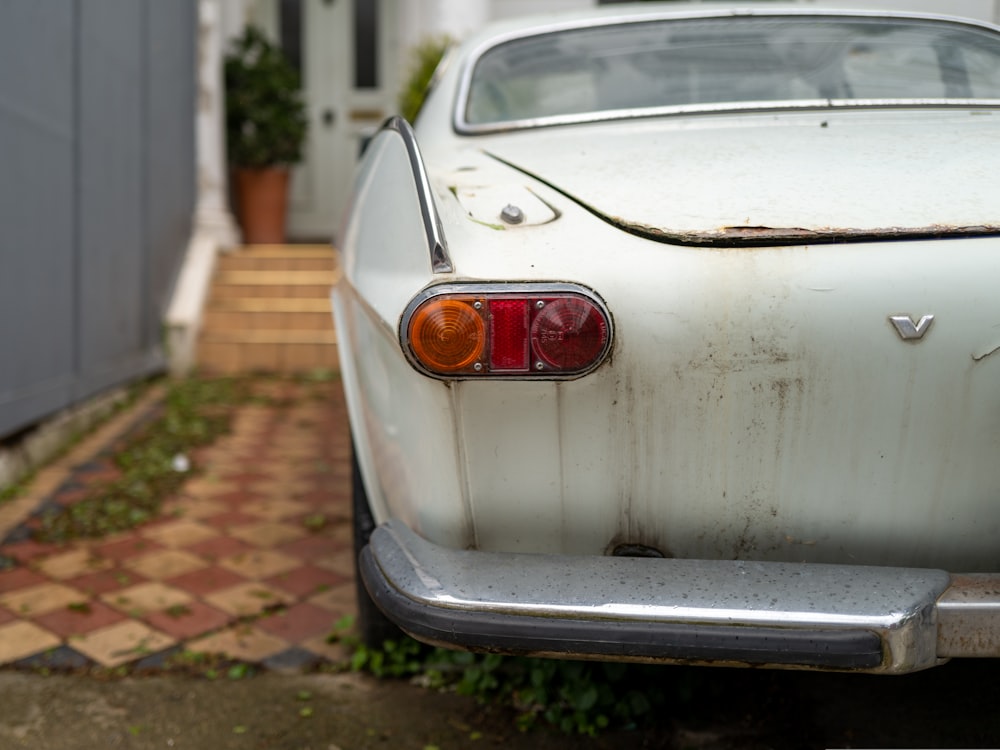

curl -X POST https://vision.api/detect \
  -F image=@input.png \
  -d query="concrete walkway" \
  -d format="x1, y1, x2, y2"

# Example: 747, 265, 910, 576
0, 378, 355, 671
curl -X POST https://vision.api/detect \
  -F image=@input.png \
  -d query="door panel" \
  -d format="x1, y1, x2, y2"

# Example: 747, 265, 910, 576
289, 0, 397, 242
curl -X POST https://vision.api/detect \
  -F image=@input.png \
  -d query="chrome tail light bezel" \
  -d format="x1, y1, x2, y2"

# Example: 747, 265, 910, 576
399, 282, 614, 380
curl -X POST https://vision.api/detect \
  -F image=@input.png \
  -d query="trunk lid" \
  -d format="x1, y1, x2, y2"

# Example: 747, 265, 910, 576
481, 110, 1000, 244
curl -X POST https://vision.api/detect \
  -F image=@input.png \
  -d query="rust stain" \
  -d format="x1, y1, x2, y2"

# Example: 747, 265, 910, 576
972, 344, 1000, 362
944, 574, 1000, 599
937, 574, 1000, 658
611, 219, 1000, 248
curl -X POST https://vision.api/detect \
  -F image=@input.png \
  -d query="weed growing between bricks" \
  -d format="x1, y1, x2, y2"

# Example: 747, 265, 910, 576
0, 380, 152, 509
33, 377, 255, 543
31, 374, 339, 543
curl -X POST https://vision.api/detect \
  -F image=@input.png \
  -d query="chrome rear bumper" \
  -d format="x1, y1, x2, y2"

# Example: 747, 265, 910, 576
360, 520, 1000, 674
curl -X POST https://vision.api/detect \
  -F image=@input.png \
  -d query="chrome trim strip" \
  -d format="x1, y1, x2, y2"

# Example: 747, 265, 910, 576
383, 116, 452, 274
397, 282, 614, 381
453, 9, 1000, 135
363, 520, 955, 673
459, 99, 1000, 136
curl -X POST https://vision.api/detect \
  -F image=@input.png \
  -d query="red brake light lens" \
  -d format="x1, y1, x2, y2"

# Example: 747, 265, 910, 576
403, 286, 611, 378
531, 297, 609, 370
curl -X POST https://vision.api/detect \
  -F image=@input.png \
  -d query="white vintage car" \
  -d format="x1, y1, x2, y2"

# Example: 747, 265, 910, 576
333, 3, 1000, 674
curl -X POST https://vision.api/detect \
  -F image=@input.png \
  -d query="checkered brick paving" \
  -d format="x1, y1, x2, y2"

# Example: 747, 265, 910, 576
0, 379, 357, 671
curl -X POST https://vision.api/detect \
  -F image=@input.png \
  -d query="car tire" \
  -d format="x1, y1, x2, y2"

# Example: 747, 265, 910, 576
351, 445, 404, 649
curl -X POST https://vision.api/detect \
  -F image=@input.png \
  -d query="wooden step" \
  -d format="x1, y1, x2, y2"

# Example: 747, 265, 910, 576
217, 255, 336, 272
196, 245, 342, 375
196, 340, 339, 375
196, 330, 339, 375
208, 284, 334, 300
200, 329, 336, 345
217, 245, 336, 272
207, 297, 332, 313
225, 244, 334, 258
215, 270, 340, 286
202, 309, 333, 331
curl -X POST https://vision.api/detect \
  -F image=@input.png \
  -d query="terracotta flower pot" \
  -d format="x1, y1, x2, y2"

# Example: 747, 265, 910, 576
234, 167, 290, 244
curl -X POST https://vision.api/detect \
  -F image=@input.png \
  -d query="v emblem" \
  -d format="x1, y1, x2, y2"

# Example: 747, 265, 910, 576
889, 314, 934, 341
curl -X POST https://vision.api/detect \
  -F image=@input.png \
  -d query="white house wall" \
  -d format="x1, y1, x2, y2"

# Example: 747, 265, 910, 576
395, 0, 594, 64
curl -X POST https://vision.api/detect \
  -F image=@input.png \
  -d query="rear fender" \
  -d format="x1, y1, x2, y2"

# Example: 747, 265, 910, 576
334, 119, 472, 549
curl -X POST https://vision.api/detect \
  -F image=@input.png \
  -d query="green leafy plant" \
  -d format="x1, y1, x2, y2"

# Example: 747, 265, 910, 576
35, 378, 251, 542
398, 36, 451, 123
1, 382, 148, 506
0, 474, 32, 506
338, 621, 674, 737
350, 634, 425, 678
224, 26, 308, 168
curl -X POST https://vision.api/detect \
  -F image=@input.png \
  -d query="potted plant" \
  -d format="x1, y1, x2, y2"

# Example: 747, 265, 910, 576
224, 26, 308, 244
398, 36, 452, 123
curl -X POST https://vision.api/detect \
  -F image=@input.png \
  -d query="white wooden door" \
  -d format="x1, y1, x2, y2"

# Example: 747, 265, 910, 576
288, 0, 398, 242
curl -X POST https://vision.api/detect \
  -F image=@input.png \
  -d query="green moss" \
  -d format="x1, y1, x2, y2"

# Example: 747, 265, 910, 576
469, 217, 506, 231
35, 377, 252, 543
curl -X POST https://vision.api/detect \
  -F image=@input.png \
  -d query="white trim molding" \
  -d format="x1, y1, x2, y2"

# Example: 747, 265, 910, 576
166, 0, 243, 377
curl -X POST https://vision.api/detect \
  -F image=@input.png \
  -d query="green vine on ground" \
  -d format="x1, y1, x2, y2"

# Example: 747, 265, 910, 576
0, 381, 150, 508
34, 377, 252, 543
331, 617, 676, 737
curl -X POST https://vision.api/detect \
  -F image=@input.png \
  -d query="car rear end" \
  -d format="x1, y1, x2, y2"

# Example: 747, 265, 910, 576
340, 6, 1000, 672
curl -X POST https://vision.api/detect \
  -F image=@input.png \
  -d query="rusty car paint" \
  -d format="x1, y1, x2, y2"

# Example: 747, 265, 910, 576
475, 109, 1000, 250
937, 574, 1000, 657
612, 222, 1000, 248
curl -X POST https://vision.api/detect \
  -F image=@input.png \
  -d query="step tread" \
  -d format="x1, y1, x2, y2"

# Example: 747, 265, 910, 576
199, 329, 337, 345
224, 245, 335, 258
216, 270, 340, 285
206, 297, 332, 313
216, 259, 335, 272
197, 245, 341, 374
202, 312, 333, 332
196, 342, 340, 375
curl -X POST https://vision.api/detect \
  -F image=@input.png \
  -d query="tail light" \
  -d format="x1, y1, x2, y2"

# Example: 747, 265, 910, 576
401, 284, 612, 378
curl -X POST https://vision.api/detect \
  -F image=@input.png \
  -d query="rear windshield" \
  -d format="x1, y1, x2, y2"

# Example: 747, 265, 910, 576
463, 15, 1000, 127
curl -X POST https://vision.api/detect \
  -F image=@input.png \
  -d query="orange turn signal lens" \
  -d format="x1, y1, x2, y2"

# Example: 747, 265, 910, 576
409, 298, 486, 372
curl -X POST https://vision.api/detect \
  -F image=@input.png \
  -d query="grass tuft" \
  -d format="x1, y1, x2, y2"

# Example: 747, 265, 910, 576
331, 616, 683, 737
34, 377, 252, 543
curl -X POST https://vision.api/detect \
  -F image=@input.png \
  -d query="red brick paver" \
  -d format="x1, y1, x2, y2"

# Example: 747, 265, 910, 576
0, 379, 356, 670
